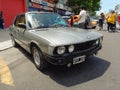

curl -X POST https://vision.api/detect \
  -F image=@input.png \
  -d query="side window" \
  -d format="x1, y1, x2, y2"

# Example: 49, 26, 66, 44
19, 15, 26, 24
14, 16, 20, 27
14, 14, 26, 28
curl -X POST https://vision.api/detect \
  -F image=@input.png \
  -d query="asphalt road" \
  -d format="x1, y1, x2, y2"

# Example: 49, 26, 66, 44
0, 29, 120, 90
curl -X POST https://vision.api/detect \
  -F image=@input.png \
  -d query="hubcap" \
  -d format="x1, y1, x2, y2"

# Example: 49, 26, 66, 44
33, 47, 41, 66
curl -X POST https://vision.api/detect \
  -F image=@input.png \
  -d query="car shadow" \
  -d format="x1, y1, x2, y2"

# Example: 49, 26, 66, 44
17, 47, 110, 87
42, 56, 110, 87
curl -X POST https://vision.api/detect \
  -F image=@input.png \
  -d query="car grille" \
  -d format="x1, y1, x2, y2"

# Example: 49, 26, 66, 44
74, 40, 97, 52
53, 39, 98, 55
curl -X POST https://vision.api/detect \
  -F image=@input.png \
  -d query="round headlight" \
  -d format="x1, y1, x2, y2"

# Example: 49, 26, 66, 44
100, 38, 103, 43
57, 46, 65, 55
68, 45, 74, 53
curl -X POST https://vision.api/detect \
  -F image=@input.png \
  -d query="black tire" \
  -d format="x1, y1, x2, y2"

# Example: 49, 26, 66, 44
32, 46, 48, 70
92, 26, 96, 29
11, 35, 18, 47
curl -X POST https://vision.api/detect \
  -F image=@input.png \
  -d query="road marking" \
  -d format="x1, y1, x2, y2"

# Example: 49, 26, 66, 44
0, 57, 14, 86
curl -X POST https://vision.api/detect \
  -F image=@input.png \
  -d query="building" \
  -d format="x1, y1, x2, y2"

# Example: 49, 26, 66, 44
56, 0, 72, 16
115, 4, 120, 14
0, 0, 72, 28
0, 0, 27, 28
28, 0, 55, 12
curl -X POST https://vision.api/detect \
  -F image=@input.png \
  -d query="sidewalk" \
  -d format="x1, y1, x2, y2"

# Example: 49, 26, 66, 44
0, 29, 13, 51
0, 40, 13, 51
0, 28, 10, 42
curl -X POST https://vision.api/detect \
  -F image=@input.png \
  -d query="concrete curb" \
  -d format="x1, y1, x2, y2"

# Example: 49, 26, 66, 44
0, 40, 13, 51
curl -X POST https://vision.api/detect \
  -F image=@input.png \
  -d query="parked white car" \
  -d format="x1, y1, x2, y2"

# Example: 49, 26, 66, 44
9, 11, 103, 70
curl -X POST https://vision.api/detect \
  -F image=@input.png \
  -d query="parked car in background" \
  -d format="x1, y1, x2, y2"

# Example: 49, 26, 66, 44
89, 16, 98, 29
62, 15, 71, 26
67, 15, 97, 29
62, 15, 70, 22
9, 11, 103, 70
91, 17, 99, 24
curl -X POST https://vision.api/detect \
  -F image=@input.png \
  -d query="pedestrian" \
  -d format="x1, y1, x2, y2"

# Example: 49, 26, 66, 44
68, 15, 74, 27
98, 13, 105, 30
106, 10, 117, 32
117, 12, 120, 30
78, 6, 87, 29
106, 12, 111, 31
84, 12, 91, 29
118, 12, 120, 23
0, 11, 4, 30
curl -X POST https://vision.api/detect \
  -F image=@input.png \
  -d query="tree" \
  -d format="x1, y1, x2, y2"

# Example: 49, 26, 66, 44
67, 0, 101, 15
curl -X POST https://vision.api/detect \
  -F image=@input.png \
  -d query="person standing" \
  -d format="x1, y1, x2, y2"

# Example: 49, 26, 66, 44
78, 6, 87, 29
98, 13, 105, 30
106, 10, 117, 31
0, 11, 4, 29
68, 15, 74, 27
106, 12, 111, 31
117, 12, 120, 30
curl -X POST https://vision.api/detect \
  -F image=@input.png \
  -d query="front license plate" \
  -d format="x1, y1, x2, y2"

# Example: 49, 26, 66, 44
73, 55, 86, 64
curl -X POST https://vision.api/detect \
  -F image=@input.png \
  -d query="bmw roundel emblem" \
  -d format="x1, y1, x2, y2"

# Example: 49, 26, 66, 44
87, 36, 90, 39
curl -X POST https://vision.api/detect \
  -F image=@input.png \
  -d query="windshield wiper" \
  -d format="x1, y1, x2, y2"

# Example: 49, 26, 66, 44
34, 26, 49, 29
49, 24, 69, 28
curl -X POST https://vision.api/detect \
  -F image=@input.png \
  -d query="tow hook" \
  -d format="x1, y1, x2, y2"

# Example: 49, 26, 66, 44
67, 63, 72, 67
94, 52, 98, 55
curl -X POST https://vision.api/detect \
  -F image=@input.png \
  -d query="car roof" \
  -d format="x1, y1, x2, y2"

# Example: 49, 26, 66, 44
17, 11, 55, 16
27, 11, 54, 14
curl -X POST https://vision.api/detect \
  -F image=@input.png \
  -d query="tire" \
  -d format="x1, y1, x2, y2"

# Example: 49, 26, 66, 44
11, 35, 18, 47
32, 46, 47, 70
92, 26, 96, 29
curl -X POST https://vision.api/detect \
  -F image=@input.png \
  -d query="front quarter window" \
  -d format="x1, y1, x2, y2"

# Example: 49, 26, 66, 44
13, 14, 26, 29
14, 15, 20, 27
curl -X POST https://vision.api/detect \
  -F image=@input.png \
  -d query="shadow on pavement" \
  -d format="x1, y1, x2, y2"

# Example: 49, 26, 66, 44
42, 56, 110, 87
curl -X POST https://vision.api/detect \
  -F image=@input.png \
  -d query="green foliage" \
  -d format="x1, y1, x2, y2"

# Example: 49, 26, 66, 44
67, 0, 101, 15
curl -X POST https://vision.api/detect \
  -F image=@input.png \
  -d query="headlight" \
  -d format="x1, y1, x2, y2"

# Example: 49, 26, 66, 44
57, 46, 65, 55
68, 45, 74, 53
100, 37, 103, 43
95, 39, 99, 44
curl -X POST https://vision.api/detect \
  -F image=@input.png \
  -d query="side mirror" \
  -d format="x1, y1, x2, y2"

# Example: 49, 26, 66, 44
18, 23, 26, 29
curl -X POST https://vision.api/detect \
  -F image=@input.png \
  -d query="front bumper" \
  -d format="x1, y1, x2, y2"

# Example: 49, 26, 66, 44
43, 44, 102, 65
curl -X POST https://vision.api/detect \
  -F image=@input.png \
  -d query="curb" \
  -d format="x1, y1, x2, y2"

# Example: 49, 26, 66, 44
0, 40, 13, 51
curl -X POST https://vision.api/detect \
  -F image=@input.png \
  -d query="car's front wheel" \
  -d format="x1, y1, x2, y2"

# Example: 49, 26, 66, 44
32, 46, 47, 70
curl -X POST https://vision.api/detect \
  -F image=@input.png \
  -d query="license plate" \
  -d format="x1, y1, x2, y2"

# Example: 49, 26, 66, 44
73, 55, 86, 64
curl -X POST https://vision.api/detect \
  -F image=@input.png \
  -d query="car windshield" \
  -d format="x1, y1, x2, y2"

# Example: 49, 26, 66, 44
27, 13, 69, 29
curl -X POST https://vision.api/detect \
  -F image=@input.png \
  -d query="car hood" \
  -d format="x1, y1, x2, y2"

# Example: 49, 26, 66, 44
30, 27, 103, 46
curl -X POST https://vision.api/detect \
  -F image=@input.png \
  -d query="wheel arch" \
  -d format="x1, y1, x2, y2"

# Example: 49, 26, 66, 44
30, 41, 42, 54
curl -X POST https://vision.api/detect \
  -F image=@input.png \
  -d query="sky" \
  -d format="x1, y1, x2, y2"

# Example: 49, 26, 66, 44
97, 0, 120, 15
